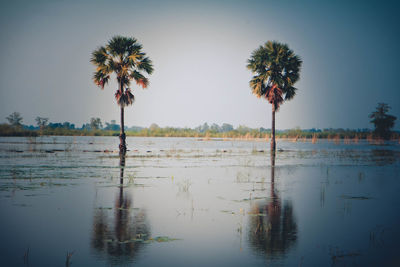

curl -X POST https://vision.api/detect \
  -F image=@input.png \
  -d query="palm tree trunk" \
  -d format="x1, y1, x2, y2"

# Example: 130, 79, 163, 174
271, 103, 276, 153
120, 106, 126, 152
270, 150, 276, 202
119, 82, 126, 153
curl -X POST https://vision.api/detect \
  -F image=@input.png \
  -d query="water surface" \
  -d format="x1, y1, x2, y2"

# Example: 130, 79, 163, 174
0, 137, 399, 266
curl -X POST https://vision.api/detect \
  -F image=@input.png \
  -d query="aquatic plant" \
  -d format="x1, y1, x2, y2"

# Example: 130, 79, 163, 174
178, 179, 192, 193
312, 134, 317, 144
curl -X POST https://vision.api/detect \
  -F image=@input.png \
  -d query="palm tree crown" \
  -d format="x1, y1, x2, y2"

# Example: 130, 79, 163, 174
247, 41, 302, 110
91, 36, 154, 107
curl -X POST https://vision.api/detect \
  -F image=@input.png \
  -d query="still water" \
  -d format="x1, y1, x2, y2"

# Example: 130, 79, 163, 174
0, 136, 399, 266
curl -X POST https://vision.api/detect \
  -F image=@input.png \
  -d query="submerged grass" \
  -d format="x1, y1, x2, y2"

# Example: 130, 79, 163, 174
105, 236, 181, 244
340, 195, 372, 200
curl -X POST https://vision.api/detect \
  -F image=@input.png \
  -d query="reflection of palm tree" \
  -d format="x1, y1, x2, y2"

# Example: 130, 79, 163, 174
248, 152, 297, 256
91, 152, 150, 264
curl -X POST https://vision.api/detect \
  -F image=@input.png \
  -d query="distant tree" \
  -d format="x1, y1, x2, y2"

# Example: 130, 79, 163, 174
247, 41, 302, 152
237, 125, 251, 134
47, 122, 74, 129
49, 123, 62, 129
195, 123, 209, 133
90, 117, 103, 130
221, 123, 234, 132
91, 36, 153, 153
201, 123, 209, 133
81, 123, 91, 130
210, 123, 221, 132
369, 103, 397, 139
6, 112, 23, 127
149, 123, 160, 131
35, 117, 49, 130
62, 122, 75, 129
105, 120, 120, 131
128, 126, 143, 132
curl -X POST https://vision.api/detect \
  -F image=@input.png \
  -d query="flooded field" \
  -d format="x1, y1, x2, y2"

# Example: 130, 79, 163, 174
0, 136, 399, 266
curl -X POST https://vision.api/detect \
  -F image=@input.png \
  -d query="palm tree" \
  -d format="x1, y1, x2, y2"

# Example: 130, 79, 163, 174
247, 41, 302, 152
91, 36, 153, 153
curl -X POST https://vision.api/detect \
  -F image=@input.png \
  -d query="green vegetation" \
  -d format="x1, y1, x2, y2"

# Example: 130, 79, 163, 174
2, 111, 399, 139
104, 120, 120, 131
90, 117, 103, 130
6, 112, 23, 127
247, 41, 302, 152
1, 121, 398, 140
35, 116, 49, 130
0, 124, 38, 137
91, 36, 154, 153
2, 112, 36, 136
369, 103, 397, 140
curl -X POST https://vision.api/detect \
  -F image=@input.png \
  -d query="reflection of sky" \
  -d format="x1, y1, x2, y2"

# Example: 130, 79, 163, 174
0, 137, 400, 265
0, 0, 399, 129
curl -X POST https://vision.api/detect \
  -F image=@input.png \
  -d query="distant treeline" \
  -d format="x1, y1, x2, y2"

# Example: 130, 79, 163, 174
1, 122, 399, 140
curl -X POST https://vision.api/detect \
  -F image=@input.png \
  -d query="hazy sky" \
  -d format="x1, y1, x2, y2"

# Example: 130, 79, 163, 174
0, 0, 399, 129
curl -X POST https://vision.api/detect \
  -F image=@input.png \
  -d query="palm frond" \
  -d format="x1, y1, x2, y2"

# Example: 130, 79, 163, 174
137, 77, 149, 88
115, 89, 135, 107
127, 43, 142, 56
130, 71, 149, 88
107, 36, 135, 57
127, 52, 142, 65
284, 86, 297, 100
137, 57, 154, 74
93, 71, 110, 89
249, 76, 265, 98
90, 46, 108, 66
125, 89, 135, 105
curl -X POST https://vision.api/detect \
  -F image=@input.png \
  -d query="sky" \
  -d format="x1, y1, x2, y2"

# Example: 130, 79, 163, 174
0, 0, 399, 130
